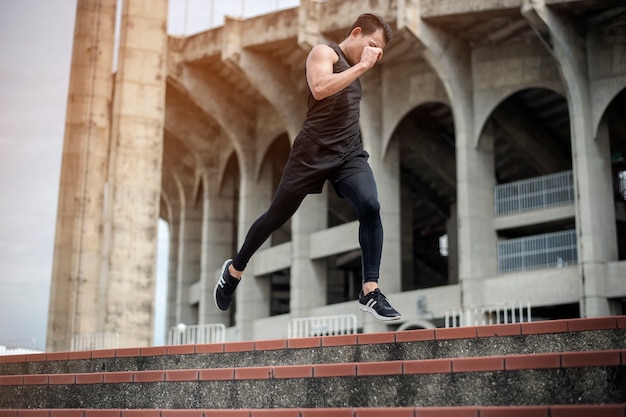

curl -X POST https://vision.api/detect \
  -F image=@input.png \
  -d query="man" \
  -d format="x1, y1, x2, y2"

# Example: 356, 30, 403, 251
214, 13, 401, 321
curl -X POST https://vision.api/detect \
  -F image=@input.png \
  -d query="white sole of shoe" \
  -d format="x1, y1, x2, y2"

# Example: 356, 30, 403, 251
358, 303, 402, 321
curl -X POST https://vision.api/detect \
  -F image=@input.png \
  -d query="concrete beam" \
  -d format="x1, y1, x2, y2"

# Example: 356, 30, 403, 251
420, 0, 522, 19
169, 66, 255, 156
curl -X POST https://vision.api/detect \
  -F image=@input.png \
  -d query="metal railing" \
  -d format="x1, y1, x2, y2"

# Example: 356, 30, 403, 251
0, 339, 42, 356
445, 303, 531, 328
288, 314, 357, 338
71, 332, 119, 351
497, 229, 577, 273
167, 323, 226, 345
495, 170, 574, 216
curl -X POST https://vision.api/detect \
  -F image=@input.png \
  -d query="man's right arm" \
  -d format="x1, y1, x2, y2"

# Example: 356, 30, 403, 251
306, 44, 379, 101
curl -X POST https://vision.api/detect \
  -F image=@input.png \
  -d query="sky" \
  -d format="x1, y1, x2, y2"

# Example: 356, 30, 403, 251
0, 0, 299, 351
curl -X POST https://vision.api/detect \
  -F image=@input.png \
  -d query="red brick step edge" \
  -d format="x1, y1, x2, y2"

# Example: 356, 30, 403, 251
1, 350, 624, 385
0, 405, 625, 417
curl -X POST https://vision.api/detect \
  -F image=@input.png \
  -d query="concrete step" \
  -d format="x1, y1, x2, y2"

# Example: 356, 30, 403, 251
1, 316, 624, 376
0, 316, 624, 411
0, 350, 625, 408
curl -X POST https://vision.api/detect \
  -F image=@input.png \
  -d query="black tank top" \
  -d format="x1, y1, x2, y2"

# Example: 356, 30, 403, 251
301, 42, 362, 153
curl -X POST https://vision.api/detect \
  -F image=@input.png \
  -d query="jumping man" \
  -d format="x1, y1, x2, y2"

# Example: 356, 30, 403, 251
214, 13, 401, 321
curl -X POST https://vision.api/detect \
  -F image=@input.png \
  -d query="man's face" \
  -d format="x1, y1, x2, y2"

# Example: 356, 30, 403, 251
357, 27, 386, 51
349, 27, 386, 65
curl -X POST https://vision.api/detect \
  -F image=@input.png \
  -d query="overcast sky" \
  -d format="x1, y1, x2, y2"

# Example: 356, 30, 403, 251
0, 0, 299, 351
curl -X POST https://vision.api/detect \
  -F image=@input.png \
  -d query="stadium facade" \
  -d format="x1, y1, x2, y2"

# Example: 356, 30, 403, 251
47, 0, 626, 350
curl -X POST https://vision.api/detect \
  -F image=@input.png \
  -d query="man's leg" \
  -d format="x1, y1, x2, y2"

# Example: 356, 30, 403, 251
334, 171, 383, 284
233, 186, 306, 272
334, 171, 401, 321
214, 186, 305, 311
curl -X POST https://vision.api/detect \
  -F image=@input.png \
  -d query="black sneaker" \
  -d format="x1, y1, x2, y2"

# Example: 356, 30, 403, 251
358, 288, 401, 321
214, 259, 240, 311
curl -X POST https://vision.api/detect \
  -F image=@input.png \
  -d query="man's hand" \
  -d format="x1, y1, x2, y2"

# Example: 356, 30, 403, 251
360, 46, 383, 69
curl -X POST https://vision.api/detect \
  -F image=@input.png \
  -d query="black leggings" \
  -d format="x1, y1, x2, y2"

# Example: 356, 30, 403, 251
232, 171, 382, 283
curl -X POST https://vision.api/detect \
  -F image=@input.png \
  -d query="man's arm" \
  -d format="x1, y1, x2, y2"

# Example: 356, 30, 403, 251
306, 44, 382, 101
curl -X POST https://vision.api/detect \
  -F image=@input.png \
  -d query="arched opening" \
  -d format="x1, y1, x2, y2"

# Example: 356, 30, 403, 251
490, 89, 575, 272
395, 102, 457, 291
489, 88, 578, 319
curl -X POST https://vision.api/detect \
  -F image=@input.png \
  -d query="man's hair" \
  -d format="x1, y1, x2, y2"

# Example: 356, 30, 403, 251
349, 13, 393, 45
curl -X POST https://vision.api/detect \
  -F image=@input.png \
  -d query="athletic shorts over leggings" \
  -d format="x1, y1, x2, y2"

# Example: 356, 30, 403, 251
232, 133, 383, 283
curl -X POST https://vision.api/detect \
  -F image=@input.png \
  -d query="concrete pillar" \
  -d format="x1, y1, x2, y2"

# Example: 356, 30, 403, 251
234, 151, 272, 340
101, 0, 168, 347
523, 0, 617, 317
175, 186, 202, 325
47, 0, 116, 352
199, 166, 238, 326
290, 193, 328, 318
160, 185, 181, 334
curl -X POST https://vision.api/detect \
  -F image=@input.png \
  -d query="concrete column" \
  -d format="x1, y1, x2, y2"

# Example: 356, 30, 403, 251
290, 193, 328, 318
175, 186, 202, 325
47, 0, 116, 352
523, 0, 617, 317
160, 184, 181, 334
234, 151, 272, 340
199, 168, 237, 326
101, 0, 168, 347
165, 209, 180, 336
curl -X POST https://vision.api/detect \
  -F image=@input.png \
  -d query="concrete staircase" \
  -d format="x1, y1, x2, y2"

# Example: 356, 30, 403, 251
1, 316, 625, 416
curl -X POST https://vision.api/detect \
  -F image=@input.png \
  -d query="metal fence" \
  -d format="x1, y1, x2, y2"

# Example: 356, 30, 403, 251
167, 323, 226, 345
495, 170, 574, 216
288, 314, 357, 338
71, 332, 119, 351
445, 303, 532, 328
497, 229, 577, 273
0, 339, 42, 356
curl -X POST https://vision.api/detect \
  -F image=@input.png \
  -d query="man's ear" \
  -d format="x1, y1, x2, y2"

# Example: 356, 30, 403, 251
350, 26, 362, 39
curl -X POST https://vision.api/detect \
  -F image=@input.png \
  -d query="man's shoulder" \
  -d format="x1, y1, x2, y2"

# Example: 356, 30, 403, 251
308, 43, 339, 63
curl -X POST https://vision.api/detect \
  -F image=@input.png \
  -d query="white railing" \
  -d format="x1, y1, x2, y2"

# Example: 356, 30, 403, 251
287, 314, 357, 338
0, 339, 42, 356
167, 323, 226, 345
497, 229, 577, 273
445, 303, 531, 328
71, 332, 119, 351
495, 170, 574, 216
